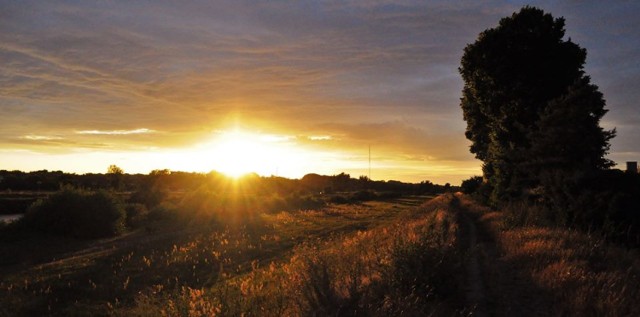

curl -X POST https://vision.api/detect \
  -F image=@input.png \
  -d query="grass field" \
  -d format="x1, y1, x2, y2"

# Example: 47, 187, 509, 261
1, 194, 471, 316
2, 193, 639, 316
454, 194, 640, 317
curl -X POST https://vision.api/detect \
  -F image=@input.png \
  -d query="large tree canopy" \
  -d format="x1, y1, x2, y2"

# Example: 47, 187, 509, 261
460, 6, 614, 202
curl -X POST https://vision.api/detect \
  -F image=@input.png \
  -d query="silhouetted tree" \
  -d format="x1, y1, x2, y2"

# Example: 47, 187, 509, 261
107, 165, 124, 175
461, 176, 483, 195
332, 172, 351, 191
530, 76, 615, 174
528, 76, 616, 226
459, 6, 613, 203
107, 164, 124, 190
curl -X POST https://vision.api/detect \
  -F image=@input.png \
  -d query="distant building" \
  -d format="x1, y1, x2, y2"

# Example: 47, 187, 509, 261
626, 161, 638, 174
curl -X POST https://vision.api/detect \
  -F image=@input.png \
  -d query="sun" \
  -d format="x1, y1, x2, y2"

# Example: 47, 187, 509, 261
210, 131, 262, 177
203, 129, 308, 178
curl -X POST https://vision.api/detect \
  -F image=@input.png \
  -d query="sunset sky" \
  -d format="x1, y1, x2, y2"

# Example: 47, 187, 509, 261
1, 1, 639, 184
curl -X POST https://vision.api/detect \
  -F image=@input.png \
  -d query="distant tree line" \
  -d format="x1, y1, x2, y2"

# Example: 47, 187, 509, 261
0, 169, 205, 192
0, 169, 452, 216
460, 7, 640, 246
0, 169, 450, 195
0, 168, 452, 240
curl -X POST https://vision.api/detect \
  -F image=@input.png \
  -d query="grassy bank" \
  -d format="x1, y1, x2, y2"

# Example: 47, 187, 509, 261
5, 192, 634, 316
1, 194, 474, 316
456, 194, 640, 316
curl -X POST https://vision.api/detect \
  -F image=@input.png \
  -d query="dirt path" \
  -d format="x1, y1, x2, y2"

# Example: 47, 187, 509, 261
462, 213, 488, 317
450, 193, 490, 316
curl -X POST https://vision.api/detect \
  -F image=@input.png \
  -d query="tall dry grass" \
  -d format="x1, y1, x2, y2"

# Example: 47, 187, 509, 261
122, 195, 468, 316
458, 194, 640, 316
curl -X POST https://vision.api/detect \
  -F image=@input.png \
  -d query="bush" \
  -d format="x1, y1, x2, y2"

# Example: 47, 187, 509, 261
125, 203, 148, 228
22, 188, 125, 239
461, 176, 483, 195
178, 187, 219, 222
129, 185, 166, 209
524, 169, 640, 246
263, 194, 287, 213
329, 194, 349, 204
285, 193, 325, 210
376, 191, 403, 200
147, 202, 178, 222
350, 190, 377, 202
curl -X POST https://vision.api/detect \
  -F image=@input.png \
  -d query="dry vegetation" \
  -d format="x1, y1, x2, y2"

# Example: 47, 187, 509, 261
456, 194, 640, 316
2, 192, 639, 316
1, 194, 473, 316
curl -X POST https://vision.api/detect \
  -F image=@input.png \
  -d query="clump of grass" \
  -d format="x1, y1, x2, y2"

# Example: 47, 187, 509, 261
387, 225, 462, 310
501, 201, 555, 228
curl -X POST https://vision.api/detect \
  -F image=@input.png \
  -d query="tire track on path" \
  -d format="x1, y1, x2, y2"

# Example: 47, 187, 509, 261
452, 193, 489, 317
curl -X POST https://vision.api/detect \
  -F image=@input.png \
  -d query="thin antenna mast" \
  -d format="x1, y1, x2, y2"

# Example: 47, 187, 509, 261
368, 145, 371, 180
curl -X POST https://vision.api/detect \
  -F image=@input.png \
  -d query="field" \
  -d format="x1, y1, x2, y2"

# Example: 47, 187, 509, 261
1, 194, 466, 316
455, 194, 640, 316
2, 192, 639, 316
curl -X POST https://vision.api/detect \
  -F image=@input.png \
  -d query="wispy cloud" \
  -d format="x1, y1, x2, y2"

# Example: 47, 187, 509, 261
308, 136, 333, 141
22, 135, 64, 141
75, 128, 156, 135
1, 1, 639, 182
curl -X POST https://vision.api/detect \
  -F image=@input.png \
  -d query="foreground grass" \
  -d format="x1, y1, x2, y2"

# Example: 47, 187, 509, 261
1, 195, 473, 316
456, 194, 640, 317
7, 192, 635, 316
122, 195, 466, 316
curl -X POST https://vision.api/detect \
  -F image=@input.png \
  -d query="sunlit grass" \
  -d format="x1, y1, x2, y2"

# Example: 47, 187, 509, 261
123, 194, 465, 316
6, 192, 637, 316
457, 194, 640, 316
2, 194, 455, 316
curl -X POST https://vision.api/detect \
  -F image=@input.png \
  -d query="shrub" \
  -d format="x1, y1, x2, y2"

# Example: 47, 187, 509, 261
178, 187, 220, 223
263, 194, 287, 213
461, 176, 483, 195
502, 201, 554, 228
537, 169, 640, 246
350, 190, 377, 202
22, 188, 125, 239
180, 187, 215, 212
329, 194, 349, 204
376, 191, 402, 200
284, 192, 325, 210
125, 203, 148, 228
129, 185, 166, 209
147, 202, 178, 222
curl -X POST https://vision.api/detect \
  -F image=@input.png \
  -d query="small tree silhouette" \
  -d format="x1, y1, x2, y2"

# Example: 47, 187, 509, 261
107, 164, 124, 190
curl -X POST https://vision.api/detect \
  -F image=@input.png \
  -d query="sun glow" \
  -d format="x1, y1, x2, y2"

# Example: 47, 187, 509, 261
210, 131, 265, 177
200, 130, 312, 178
